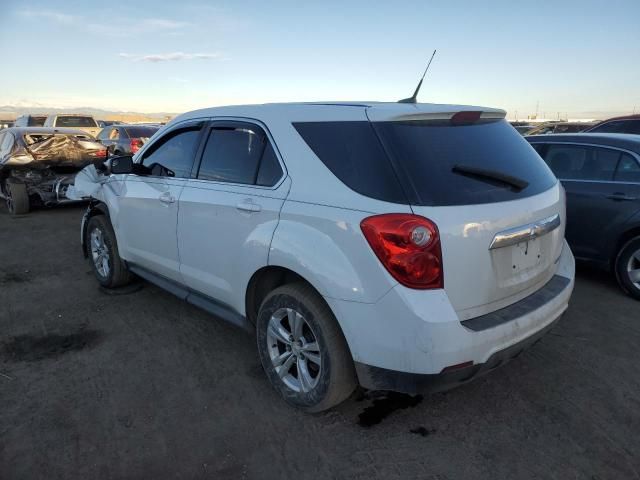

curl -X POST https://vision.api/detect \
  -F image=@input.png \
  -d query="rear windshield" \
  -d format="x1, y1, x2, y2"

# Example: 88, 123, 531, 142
55, 116, 97, 128
124, 126, 158, 138
374, 119, 557, 205
294, 119, 556, 206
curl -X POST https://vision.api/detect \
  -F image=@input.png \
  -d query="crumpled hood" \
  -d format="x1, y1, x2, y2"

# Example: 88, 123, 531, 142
66, 164, 110, 200
2, 135, 104, 169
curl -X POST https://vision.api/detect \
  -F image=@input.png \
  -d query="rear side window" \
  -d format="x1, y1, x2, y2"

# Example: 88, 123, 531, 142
542, 145, 619, 181
55, 116, 98, 128
590, 120, 640, 134
373, 119, 557, 206
197, 123, 282, 186
293, 122, 407, 203
615, 154, 640, 182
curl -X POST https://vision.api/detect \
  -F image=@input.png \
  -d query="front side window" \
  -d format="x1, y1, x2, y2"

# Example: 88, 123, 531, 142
141, 127, 202, 178
197, 123, 282, 186
543, 145, 619, 181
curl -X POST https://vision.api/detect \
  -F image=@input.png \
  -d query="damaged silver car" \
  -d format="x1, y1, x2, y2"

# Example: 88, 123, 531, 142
0, 127, 106, 215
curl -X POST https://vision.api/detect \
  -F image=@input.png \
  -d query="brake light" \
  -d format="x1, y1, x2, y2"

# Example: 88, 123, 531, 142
451, 111, 481, 125
360, 214, 443, 289
130, 138, 143, 153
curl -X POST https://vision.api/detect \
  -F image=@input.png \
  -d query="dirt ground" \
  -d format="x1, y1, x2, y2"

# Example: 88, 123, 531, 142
1, 204, 639, 480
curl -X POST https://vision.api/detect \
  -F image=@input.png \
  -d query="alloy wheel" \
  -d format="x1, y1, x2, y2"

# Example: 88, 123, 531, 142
627, 248, 640, 288
266, 307, 322, 393
90, 227, 110, 278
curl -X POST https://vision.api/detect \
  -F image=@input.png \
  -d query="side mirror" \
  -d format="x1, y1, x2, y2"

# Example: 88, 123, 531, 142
104, 155, 134, 174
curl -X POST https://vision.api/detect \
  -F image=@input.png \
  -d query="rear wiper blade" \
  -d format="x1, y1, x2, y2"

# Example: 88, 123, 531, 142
452, 164, 529, 191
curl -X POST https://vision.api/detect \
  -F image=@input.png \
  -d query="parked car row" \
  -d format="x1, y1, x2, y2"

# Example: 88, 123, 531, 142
4, 101, 638, 413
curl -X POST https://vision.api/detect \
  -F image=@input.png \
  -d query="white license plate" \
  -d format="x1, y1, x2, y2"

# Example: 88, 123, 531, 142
512, 238, 541, 272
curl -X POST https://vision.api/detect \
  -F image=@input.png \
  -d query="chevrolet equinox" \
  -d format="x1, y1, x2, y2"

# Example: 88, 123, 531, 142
78, 102, 575, 411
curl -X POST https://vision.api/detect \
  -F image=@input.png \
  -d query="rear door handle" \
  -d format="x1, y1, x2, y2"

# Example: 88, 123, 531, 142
159, 192, 176, 204
606, 192, 638, 201
236, 199, 261, 213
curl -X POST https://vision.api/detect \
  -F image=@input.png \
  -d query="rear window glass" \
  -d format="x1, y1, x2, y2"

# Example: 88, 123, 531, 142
55, 116, 97, 128
293, 122, 407, 203
373, 119, 557, 206
124, 127, 158, 139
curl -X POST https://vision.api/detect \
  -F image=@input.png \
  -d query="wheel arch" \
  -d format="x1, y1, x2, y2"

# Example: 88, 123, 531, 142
612, 224, 640, 270
245, 266, 319, 326
81, 201, 110, 257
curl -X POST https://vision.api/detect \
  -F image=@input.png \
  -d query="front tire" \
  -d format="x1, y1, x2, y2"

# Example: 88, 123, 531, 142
256, 283, 356, 412
5, 180, 29, 215
615, 236, 640, 300
85, 215, 132, 288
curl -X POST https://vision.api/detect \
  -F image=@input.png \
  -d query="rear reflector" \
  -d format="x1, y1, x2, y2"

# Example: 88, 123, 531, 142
451, 111, 481, 125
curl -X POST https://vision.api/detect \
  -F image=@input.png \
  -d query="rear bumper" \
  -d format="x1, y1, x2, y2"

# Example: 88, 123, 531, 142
325, 240, 575, 390
354, 315, 560, 394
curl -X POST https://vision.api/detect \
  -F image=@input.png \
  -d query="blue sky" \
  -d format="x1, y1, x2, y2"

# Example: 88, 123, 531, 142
0, 0, 639, 118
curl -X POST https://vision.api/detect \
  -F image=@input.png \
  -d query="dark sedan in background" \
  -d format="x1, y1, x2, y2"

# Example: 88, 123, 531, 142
96, 124, 160, 156
527, 133, 640, 299
585, 114, 640, 134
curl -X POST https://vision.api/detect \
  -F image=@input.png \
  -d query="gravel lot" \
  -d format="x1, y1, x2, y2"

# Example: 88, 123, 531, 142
1, 204, 639, 480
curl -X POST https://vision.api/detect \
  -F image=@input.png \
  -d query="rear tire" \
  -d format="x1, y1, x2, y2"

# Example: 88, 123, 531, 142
85, 215, 132, 288
615, 236, 640, 300
256, 283, 356, 412
5, 180, 29, 215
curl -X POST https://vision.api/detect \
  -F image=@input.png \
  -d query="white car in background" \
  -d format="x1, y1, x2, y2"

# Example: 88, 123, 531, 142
77, 101, 575, 411
44, 114, 101, 137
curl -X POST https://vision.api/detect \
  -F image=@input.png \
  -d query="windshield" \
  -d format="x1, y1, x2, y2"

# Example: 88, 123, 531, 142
373, 119, 557, 206
55, 116, 98, 128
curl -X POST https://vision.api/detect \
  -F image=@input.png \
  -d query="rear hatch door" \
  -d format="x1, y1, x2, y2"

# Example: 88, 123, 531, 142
370, 108, 564, 319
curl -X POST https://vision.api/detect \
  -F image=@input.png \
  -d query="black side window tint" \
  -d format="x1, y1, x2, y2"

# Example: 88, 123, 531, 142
615, 154, 640, 182
197, 124, 280, 185
293, 121, 407, 204
256, 143, 283, 186
141, 128, 201, 178
544, 145, 618, 181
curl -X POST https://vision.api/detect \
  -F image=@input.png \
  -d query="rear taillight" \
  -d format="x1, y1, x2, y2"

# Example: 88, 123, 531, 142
130, 138, 143, 153
451, 111, 481, 125
360, 214, 443, 289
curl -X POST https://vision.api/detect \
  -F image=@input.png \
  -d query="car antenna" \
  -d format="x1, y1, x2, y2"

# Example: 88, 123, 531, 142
398, 49, 437, 104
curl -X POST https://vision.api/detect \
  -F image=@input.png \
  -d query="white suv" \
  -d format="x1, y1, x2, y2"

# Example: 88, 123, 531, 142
79, 102, 575, 411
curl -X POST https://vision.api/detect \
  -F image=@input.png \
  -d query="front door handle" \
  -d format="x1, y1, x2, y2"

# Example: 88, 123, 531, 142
606, 192, 638, 201
236, 199, 261, 213
159, 192, 176, 204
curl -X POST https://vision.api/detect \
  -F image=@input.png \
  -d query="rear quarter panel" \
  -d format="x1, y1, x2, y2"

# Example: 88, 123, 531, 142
269, 199, 411, 304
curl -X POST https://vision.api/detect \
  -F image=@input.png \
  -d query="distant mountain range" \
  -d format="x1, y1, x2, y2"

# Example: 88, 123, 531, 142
0, 105, 177, 121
